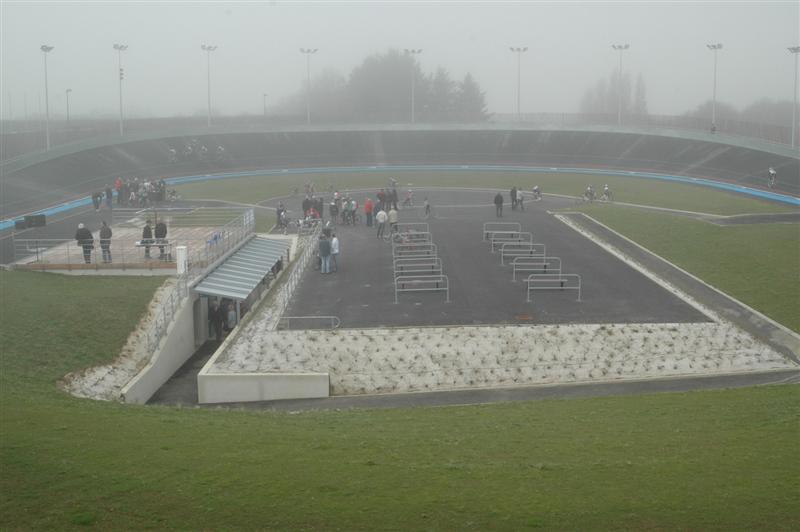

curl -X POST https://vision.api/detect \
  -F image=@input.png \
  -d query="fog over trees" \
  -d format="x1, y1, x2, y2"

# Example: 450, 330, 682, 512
275, 49, 488, 122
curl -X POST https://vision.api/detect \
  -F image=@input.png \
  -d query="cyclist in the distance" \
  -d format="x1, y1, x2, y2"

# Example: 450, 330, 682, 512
532, 185, 541, 201
768, 167, 777, 188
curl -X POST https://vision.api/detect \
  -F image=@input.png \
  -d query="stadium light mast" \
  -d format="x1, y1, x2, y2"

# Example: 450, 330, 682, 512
611, 44, 630, 126
706, 43, 723, 130
40, 45, 54, 151
113, 44, 128, 136
113, 44, 128, 135
789, 46, 800, 148
300, 48, 318, 124
404, 49, 423, 124
509, 47, 528, 121
263, 93, 268, 118
201, 44, 218, 127
65, 88, 72, 126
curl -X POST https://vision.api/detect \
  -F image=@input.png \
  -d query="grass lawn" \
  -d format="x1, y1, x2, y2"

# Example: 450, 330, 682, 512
576, 205, 800, 332
1, 270, 799, 530
175, 170, 794, 216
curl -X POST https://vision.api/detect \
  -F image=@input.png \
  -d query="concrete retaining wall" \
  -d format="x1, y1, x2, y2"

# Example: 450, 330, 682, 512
197, 372, 330, 404
120, 292, 201, 404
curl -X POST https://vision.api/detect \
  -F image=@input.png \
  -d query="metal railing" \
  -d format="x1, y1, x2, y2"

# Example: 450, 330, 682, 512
185, 209, 255, 281
270, 223, 322, 330
12, 236, 181, 271
145, 274, 189, 353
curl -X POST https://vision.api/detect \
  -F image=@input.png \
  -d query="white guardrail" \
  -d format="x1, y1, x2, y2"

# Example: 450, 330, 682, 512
526, 273, 582, 302
272, 223, 322, 330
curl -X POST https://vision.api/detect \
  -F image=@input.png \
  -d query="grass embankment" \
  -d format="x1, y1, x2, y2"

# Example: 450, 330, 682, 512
175, 170, 793, 216
578, 206, 800, 332
1, 270, 799, 530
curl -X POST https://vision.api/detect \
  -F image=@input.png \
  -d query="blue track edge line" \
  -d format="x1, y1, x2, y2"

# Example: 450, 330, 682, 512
3, 164, 798, 231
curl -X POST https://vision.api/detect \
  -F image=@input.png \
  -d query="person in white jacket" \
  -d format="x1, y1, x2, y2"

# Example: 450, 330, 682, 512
330, 233, 340, 273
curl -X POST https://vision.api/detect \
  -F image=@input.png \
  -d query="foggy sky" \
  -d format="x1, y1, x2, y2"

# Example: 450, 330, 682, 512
1, 1, 798, 121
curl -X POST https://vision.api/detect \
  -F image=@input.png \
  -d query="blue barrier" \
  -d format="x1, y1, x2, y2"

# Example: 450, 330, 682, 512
3, 164, 798, 231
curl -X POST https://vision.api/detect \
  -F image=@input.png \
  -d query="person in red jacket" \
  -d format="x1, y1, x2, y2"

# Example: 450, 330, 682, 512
364, 197, 374, 227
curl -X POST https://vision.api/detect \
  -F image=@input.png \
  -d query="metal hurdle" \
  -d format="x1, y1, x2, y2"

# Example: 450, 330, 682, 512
394, 274, 450, 303
483, 222, 521, 241
394, 231, 433, 244
512, 256, 561, 281
500, 242, 546, 265
393, 242, 438, 259
525, 273, 582, 302
397, 222, 429, 234
491, 231, 533, 252
394, 257, 443, 277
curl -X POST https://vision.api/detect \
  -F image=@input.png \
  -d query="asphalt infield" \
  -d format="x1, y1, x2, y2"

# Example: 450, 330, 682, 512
275, 189, 709, 328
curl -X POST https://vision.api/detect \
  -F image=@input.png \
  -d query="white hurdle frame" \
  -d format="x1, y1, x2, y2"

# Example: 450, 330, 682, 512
397, 222, 429, 234
501, 242, 546, 265
483, 222, 521, 241
393, 257, 443, 277
395, 274, 450, 303
392, 231, 433, 244
525, 273, 582, 302
393, 242, 438, 259
512, 256, 562, 281
491, 231, 533, 252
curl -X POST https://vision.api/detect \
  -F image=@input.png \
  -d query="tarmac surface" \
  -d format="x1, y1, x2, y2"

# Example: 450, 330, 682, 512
274, 189, 709, 328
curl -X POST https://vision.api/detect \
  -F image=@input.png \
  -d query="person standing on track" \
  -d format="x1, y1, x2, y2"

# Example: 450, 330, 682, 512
494, 192, 504, 217
364, 197, 374, 227
375, 208, 388, 239
75, 223, 94, 264
388, 206, 399, 234
330, 233, 340, 273
99, 221, 112, 263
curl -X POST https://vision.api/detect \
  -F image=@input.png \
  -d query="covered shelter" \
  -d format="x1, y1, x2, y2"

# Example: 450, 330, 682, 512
194, 236, 291, 324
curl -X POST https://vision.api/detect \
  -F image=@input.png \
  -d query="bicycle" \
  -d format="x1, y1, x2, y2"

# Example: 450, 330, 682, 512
599, 191, 613, 202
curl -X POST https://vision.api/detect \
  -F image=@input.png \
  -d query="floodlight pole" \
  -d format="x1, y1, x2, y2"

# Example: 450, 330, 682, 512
263, 93, 268, 118
40, 45, 54, 151
113, 44, 128, 136
706, 43, 723, 129
404, 49, 423, 123
300, 48, 318, 124
66, 88, 72, 126
201, 44, 217, 127
789, 46, 800, 148
612, 44, 630, 126
509, 47, 528, 121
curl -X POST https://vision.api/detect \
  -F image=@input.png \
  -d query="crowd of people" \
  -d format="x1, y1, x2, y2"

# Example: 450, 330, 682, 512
73, 217, 169, 264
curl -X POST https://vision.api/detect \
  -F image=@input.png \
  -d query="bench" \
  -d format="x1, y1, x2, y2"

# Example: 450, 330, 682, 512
526, 273, 582, 302
394, 274, 450, 303
135, 239, 173, 259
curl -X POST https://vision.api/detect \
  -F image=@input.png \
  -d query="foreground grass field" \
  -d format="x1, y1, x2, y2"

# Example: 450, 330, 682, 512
175, 170, 793, 216
1, 270, 799, 530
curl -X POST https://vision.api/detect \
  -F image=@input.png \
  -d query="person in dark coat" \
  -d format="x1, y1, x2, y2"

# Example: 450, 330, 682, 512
208, 300, 224, 341
99, 221, 113, 263
74, 223, 94, 264
154, 220, 168, 259
494, 192, 504, 217
142, 220, 153, 258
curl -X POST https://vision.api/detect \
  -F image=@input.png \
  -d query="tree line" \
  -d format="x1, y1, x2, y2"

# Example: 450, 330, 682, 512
274, 49, 489, 122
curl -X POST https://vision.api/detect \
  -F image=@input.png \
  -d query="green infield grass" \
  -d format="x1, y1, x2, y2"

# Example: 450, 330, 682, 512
575, 205, 800, 332
1, 270, 799, 530
174, 170, 794, 216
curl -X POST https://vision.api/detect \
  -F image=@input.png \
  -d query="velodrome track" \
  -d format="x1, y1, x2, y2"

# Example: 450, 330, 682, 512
3, 126, 799, 219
